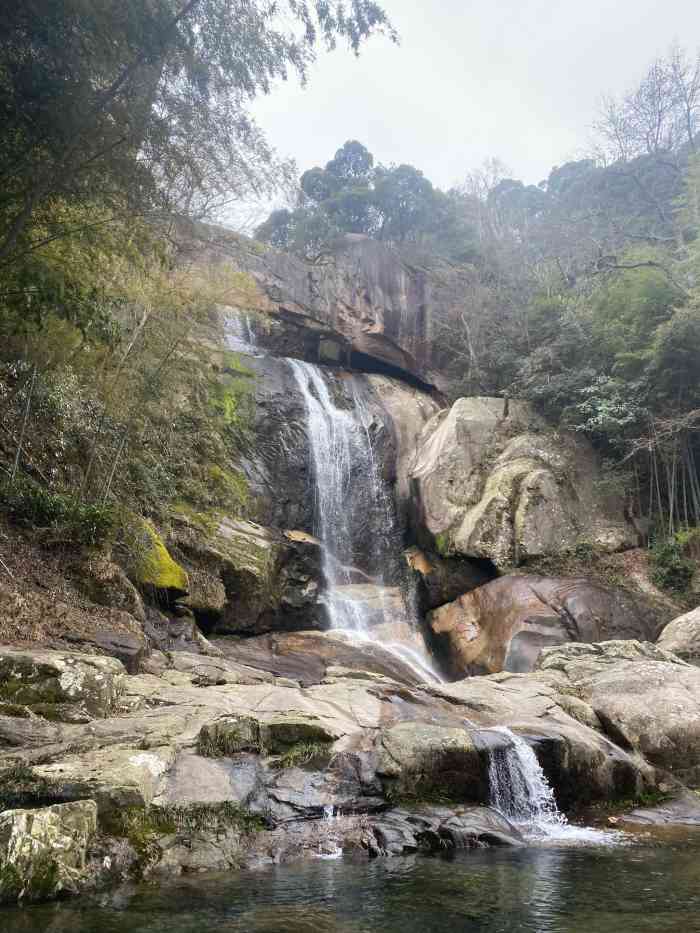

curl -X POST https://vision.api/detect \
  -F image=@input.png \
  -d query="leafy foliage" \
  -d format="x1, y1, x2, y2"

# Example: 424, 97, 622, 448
256, 140, 477, 260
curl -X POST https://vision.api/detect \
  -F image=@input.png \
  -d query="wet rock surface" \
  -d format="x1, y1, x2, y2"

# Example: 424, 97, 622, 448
1, 634, 699, 903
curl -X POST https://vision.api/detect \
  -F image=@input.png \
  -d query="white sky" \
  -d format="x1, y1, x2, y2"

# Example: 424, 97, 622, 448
251, 0, 700, 193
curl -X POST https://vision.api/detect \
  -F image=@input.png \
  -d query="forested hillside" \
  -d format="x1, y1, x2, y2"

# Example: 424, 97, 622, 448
255, 48, 700, 594
0, 21, 698, 599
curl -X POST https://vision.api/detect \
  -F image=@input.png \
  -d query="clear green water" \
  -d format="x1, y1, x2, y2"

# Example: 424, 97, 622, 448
3, 833, 700, 933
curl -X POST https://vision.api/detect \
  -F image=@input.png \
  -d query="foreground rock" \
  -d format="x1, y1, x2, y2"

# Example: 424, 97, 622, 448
409, 397, 635, 567
536, 641, 700, 784
429, 575, 665, 676
0, 801, 96, 903
1, 637, 699, 903
0, 647, 125, 722
657, 606, 700, 664
168, 515, 326, 635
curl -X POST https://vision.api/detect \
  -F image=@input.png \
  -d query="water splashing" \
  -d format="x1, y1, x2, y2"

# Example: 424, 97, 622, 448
488, 727, 623, 844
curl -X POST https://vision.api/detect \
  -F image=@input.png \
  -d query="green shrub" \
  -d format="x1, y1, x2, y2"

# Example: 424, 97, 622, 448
0, 476, 117, 547
650, 533, 696, 595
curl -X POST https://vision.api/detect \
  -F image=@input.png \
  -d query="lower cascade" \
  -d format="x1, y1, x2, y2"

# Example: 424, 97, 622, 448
488, 727, 620, 844
288, 358, 440, 682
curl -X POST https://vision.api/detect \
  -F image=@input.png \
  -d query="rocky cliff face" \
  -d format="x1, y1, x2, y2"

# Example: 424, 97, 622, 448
183, 226, 454, 391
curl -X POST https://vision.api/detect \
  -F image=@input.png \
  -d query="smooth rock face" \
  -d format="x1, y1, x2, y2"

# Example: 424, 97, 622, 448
536, 641, 700, 782
429, 576, 662, 676
657, 607, 700, 664
377, 722, 487, 802
0, 647, 125, 721
168, 516, 326, 635
0, 801, 97, 903
189, 231, 445, 389
409, 398, 635, 567
216, 630, 433, 687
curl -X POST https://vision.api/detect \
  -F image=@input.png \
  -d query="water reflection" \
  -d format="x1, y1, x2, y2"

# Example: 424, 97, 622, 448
3, 832, 700, 933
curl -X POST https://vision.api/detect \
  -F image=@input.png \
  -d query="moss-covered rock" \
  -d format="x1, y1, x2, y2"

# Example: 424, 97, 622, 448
167, 515, 326, 635
0, 647, 125, 721
410, 398, 636, 568
136, 522, 188, 596
0, 800, 97, 904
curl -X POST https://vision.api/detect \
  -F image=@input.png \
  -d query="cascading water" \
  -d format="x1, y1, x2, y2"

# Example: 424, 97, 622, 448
488, 727, 622, 844
225, 312, 261, 356
288, 358, 440, 683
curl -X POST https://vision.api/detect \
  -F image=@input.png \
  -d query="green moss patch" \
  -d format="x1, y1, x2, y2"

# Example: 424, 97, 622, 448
135, 521, 188, 593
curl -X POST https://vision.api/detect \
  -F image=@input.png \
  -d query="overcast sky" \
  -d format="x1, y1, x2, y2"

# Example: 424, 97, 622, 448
251, 0, 700, 196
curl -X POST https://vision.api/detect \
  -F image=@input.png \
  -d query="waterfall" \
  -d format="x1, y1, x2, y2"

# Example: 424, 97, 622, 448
488, 727, 566, 832
225, 312, 260, 356
288, 358, 440, 683
488, 727, 621, 844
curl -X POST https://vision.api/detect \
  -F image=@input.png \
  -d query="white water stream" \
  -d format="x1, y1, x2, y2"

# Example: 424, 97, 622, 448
488, 726, 622, 844
288, 357, 440, 683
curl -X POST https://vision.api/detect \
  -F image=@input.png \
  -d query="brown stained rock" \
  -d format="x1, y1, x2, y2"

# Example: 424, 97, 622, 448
429, 575, 665, 676
405, 546, 493, 612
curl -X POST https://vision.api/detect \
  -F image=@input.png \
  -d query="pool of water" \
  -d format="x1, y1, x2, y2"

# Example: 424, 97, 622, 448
4, 830, 700, 933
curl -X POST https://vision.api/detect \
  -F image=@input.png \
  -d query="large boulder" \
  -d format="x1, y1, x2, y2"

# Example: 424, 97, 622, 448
405, 546, 494, 612
429, 575, 663, 676
657, 606, 700, 664
0, 801, 97, 904
536, 641, 700, 783
0, 647, 125, 722
376, 722, 488, 802
168, 515, 326, 635
409, 397, 635, 567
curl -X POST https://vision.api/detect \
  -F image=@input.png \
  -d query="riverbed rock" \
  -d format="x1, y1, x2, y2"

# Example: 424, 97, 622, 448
216, 629, 432, 687
0, 647, 125, 722
365, 805, 524, 856
0, 800, 97, 903
376, 722, 488, 801
657, 606, 700, 664
409, 397, 635, 567
536, 641, 700, 783
168, 515, 326, 635
429, 575, 662, 676
621, 788, 700, 826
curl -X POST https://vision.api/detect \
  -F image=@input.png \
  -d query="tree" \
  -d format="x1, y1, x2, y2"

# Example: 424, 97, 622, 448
0, 1, 394, 270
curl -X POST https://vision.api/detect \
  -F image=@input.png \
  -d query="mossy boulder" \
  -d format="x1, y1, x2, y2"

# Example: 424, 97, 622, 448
167, 515, 326, 635
136, 522, 188, 597
0, 800, 97, 904
0, 647, 125, 721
